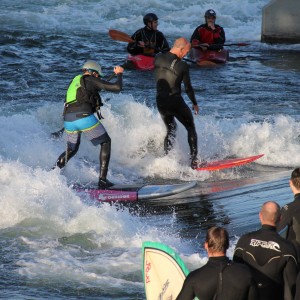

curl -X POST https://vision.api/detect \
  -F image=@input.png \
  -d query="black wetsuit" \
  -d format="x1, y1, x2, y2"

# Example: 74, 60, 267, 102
176, 256, 258, 300
154, 51, 198, 160
277, 193, 300, 263
127, 26, 170, 56
295, 272, 300, 299
233, 225, 298, 300
55, 74, 122, 181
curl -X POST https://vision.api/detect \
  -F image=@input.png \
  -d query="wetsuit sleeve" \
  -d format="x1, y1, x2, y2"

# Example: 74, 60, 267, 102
283, 255, 298, 300
233, 237, 246, 264
248, 277, 259, 300
154, 32, 170, 54
127, 29, 143, 55
277, 205, 292, 233
175, 274, 196, 300
295, 273, 300, 299
93, 74, 123, 93
182, 63, 197, 105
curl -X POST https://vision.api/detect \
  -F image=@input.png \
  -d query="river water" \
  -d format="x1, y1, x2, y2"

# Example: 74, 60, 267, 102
1, 0, 300, 299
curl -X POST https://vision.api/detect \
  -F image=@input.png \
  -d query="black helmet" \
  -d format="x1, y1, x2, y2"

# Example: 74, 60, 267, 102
143, 13, 158, 25
204, 9, 216, 18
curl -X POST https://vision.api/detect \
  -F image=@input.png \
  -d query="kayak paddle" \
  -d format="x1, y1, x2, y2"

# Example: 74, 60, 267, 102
108, 29, 134, 43
193, 42, 250, 48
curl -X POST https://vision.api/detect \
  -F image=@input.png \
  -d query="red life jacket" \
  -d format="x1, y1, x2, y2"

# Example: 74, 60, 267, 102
197, 25, 221, 44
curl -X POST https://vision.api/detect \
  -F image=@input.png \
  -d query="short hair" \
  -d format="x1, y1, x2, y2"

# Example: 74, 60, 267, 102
291, 168, 300, 189
205, 226, 229, 253
260, 201, 281, 223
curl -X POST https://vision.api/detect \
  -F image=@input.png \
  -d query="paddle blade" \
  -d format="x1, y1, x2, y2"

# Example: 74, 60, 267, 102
192, 42, 250, 48
224, 42, 250, 47
108, 29, 134, 43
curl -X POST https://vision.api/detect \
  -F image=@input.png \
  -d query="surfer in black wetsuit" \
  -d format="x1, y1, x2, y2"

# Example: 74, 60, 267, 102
277, 167, 300, 263
127, 13, 170, 56
233, 201, 298, 300
154, 37, 200, 169
54, 60, 124, 189
176, 226, 257, 300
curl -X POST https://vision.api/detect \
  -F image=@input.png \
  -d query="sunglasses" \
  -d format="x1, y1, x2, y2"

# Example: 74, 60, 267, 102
89, 69, 102, 77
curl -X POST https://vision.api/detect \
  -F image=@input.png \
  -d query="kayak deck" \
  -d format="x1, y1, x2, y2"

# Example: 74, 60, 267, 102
189, 48, 229, 66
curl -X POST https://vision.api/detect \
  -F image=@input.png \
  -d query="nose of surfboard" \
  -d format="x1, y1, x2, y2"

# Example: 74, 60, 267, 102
195, 154, 264, 171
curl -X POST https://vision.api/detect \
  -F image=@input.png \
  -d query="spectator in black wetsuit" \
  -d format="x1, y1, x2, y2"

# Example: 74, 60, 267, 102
127, 13, 170, 56
176, 226, 258, 300
154, 37, 200, 169
277, 167, 300, 264
54, 60, 123, 189
233, 201, 298, 300
190, 9, 225, 51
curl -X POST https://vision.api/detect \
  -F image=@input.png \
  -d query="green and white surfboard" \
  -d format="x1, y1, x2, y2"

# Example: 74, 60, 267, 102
142, 241, 190, 300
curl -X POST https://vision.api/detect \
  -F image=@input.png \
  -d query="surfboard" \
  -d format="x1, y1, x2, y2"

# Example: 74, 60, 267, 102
196, 154, 264, 171
75, 181, 197, 202
142, 241, 190, 300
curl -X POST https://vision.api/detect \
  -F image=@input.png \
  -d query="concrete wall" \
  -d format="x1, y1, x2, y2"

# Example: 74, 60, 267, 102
261, 0, 300, 43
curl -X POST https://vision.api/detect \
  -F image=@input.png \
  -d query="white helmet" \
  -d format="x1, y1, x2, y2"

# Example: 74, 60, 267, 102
82, 60, 103, 76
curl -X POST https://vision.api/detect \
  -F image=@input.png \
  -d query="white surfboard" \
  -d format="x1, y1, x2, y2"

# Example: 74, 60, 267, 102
76, 181, 197, 202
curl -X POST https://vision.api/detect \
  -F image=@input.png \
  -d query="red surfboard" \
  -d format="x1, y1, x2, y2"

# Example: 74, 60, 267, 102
196, 154, 264, 171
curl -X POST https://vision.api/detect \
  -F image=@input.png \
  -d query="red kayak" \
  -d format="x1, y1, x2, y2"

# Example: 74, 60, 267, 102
189, 48, 229, 66
125, 54, 155, 71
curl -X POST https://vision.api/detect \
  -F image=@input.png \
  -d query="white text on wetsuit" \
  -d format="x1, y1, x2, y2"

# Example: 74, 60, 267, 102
250, 239, 281, 252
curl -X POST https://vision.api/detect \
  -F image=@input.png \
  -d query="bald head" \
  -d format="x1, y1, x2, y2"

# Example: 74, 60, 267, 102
173, 37, 189, 49
259, 201, 280, 225
170, 37, 191, 59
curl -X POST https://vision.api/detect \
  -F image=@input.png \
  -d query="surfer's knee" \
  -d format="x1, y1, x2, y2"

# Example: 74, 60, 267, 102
91, 132, 111, 146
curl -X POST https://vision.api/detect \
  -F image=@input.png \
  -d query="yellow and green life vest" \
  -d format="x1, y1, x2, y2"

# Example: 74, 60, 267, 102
65, 75, 86, 105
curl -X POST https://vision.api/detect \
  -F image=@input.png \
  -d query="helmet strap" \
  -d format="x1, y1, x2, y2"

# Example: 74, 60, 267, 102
147, 21, 156, 30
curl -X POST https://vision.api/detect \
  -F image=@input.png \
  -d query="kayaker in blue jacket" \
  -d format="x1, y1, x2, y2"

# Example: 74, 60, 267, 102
127, 13, 170, 56
190, 9, 226, 51
54, 60, 124, 189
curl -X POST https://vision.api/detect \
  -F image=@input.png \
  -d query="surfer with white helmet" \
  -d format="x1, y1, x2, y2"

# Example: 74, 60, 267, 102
54, 60, 124, 189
